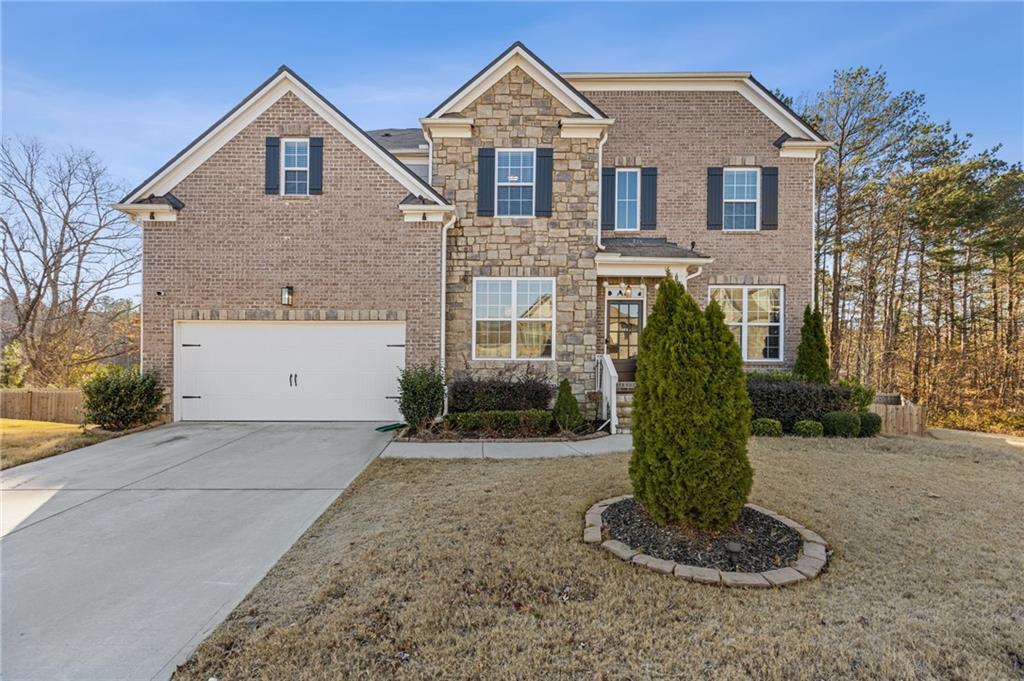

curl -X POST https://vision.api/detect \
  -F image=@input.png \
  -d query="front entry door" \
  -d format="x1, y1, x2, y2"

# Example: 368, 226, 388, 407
606, 299, 644, 381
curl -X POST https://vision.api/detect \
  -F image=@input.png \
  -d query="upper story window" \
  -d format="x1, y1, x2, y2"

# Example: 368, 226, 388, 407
710, 285, 783, 361
282, 139, 309, 195
723, 168, 759, 230
615, 169, 640, 230
473, 277, 554, 360
496, 149, 535, 217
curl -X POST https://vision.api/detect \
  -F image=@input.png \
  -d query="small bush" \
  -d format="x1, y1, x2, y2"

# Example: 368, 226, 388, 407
447, 373, 554, 413
552, 379, 584, 432
751, 418, 783, 437
745, 370, 800, 383
858, 411, 882, 437
444, 409, 553, 438
794, 305, 831, 384
839, 377, 876, 412
793, 420, 824, 437
82, 366, 163, 431
746, 376, 852, 432
822, 411, 862, 438
397, 365, 445, 431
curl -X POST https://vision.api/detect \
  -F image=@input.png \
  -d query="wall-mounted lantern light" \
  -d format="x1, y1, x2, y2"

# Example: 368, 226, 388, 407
281, 286, 294, 306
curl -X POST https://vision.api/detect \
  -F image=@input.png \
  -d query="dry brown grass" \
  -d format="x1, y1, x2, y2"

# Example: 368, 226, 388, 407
175, 436, 1024, 681
0, 418, 114, 470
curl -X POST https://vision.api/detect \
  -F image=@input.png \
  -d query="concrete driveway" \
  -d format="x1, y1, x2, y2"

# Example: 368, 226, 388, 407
1, 421, 390, 681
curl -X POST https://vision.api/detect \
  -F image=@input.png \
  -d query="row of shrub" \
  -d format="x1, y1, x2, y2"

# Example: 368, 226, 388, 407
751, 410, 881, 438
398, 366, 585, 436
746, 370, 876, 432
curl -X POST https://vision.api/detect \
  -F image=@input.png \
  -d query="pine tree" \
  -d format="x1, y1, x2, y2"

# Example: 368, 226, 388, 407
794, 305, 831, 384
630, 276, 751, 530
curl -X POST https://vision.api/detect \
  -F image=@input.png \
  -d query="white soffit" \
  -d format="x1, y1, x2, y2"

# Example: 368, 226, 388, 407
430, 44, 607, 120
564, 73, 825, 143
123, 68, 447, 206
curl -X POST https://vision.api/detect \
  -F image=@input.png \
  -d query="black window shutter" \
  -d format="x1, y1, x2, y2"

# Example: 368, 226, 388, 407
640, 167, 657, 229
707, 167, 723, 229
761, 166, 778, 229
601, 167, 615, 229
535, 148, 553, 217
265, 137, 280, 194
477, 148, 495, 216
309, 137, 323, 195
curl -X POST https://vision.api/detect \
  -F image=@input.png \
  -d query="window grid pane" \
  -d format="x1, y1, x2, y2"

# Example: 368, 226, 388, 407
496, 150, 535, 217
710, 286, 782, 361
284, 169, 308, 195
723, 169, 758, 231
284, 141, 309, 169
616, 170, 639, 230
475, 321, 512, 358
474, 278, 554, 359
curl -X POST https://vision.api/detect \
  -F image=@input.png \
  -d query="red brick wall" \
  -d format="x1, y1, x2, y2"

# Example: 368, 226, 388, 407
586, 89, 815, 366
142, 92, 441, 415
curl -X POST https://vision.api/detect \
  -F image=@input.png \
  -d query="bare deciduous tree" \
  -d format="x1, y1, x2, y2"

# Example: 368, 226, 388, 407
1, 138, 140, 386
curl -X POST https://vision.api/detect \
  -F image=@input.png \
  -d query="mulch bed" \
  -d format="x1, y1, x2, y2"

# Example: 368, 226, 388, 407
602, 498, 802, 572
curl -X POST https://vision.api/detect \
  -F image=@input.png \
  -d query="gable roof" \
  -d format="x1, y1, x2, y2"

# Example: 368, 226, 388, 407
367, 128, 427, 153
121, 66, 447, 206
427, 42, 608, 120
564, 72, 828, 144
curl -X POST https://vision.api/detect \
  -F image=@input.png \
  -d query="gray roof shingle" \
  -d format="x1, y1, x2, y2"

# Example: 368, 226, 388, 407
601, 237, 709, 260
367, 128, 427, 152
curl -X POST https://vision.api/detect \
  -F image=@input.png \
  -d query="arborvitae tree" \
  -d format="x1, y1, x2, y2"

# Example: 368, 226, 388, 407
631, 275, 724, 528
553, 378, 584, 431
700, 300, 754, 527
794, 305, 831, 384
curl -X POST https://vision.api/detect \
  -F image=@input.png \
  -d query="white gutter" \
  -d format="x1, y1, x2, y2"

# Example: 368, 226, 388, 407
439, 214, 457, 414
596, 129, 609, 250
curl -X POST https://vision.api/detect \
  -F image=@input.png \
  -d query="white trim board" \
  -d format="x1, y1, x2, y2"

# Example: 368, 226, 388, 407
122, 67, 447, 207
430, 43, 608, 121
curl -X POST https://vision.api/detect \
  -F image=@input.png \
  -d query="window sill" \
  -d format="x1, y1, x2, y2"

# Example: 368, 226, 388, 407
471, 357, 556, 362
280, 194, 312, 200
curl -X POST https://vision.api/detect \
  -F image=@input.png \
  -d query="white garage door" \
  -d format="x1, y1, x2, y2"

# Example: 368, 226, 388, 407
174, 321, 405, 421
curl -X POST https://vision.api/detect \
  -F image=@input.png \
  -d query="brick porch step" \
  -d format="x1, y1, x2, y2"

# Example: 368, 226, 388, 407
616, 390, 633, 434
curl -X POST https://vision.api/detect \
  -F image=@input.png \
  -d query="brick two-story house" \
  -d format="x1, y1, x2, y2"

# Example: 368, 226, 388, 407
116, 43, 829, 428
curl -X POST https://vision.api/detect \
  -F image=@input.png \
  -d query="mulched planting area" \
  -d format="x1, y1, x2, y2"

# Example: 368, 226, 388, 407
603, 498, 802, 572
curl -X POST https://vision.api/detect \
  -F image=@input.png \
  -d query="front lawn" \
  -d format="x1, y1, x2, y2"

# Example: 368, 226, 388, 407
175, 436, 1024, 681
0, 418, 115, 470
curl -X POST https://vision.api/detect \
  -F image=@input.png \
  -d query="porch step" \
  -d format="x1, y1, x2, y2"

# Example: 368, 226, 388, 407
615, 391, 633, 434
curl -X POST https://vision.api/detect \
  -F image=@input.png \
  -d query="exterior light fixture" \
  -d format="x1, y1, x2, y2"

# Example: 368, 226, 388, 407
625, 284, 633, 297
281, 286, 294, 306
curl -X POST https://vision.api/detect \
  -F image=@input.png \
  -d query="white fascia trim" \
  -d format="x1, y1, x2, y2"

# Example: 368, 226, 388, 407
433, 48, 604, 120
780, 140, 833, 158
124, 71, 446, 206
560, 117, 615, 139
596, 253, 714, 279
113, 203, 177, 222
399, 204, 456, 222
420, 117, 474, 138
565, 73, 823, 143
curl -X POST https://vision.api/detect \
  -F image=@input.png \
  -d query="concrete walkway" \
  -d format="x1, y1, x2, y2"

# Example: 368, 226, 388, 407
382, 433, 633, 459
1, 421, 390, 681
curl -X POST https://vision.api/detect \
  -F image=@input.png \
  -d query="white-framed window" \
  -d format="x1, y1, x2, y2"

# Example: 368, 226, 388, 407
723, 168, 759, 231
496, 149, 535, 217
615, 168, 640, 230
709, 285, 783, 361
473, 277, 555, 360
282, 138, 309, 195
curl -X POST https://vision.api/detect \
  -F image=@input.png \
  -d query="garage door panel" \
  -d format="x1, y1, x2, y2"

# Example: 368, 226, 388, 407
175, 322, 405, 421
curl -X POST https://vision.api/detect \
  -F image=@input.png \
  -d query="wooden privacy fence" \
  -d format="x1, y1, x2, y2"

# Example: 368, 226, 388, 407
869, 395, 927, 437
1, 389, 84, 424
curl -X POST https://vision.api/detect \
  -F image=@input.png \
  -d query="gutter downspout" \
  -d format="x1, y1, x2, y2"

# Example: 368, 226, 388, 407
596, 129, 609, 250
439, 214, 457, 414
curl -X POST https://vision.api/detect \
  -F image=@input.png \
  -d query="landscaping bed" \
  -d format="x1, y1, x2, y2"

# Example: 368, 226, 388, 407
602, 498, 802, 572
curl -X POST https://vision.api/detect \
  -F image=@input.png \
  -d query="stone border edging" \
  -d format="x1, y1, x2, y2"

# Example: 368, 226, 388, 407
584, 495, 828, 588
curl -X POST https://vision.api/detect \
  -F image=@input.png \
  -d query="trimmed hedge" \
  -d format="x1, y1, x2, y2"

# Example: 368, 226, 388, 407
793, 420, 824, 437
443, 409, 553, 437
751, 418, 783, 437
746, 375, 852, 432
397, 365, 445, 431
82, 366, 163, 431
859, 411, 882, 438
822, 411, 862, 438
448, 374, 554, 413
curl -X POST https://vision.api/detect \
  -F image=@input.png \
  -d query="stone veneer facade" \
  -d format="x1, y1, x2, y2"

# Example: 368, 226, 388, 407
432, 67, 600, 402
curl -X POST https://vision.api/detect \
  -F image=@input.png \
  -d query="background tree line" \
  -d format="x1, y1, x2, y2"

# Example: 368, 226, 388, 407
799, 67, 1022, 434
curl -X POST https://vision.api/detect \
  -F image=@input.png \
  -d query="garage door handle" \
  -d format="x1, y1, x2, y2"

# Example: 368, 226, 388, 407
294, 373, 298, 387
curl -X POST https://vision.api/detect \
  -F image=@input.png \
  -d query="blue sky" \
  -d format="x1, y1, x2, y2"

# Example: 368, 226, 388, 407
3, 1, 1022, 191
